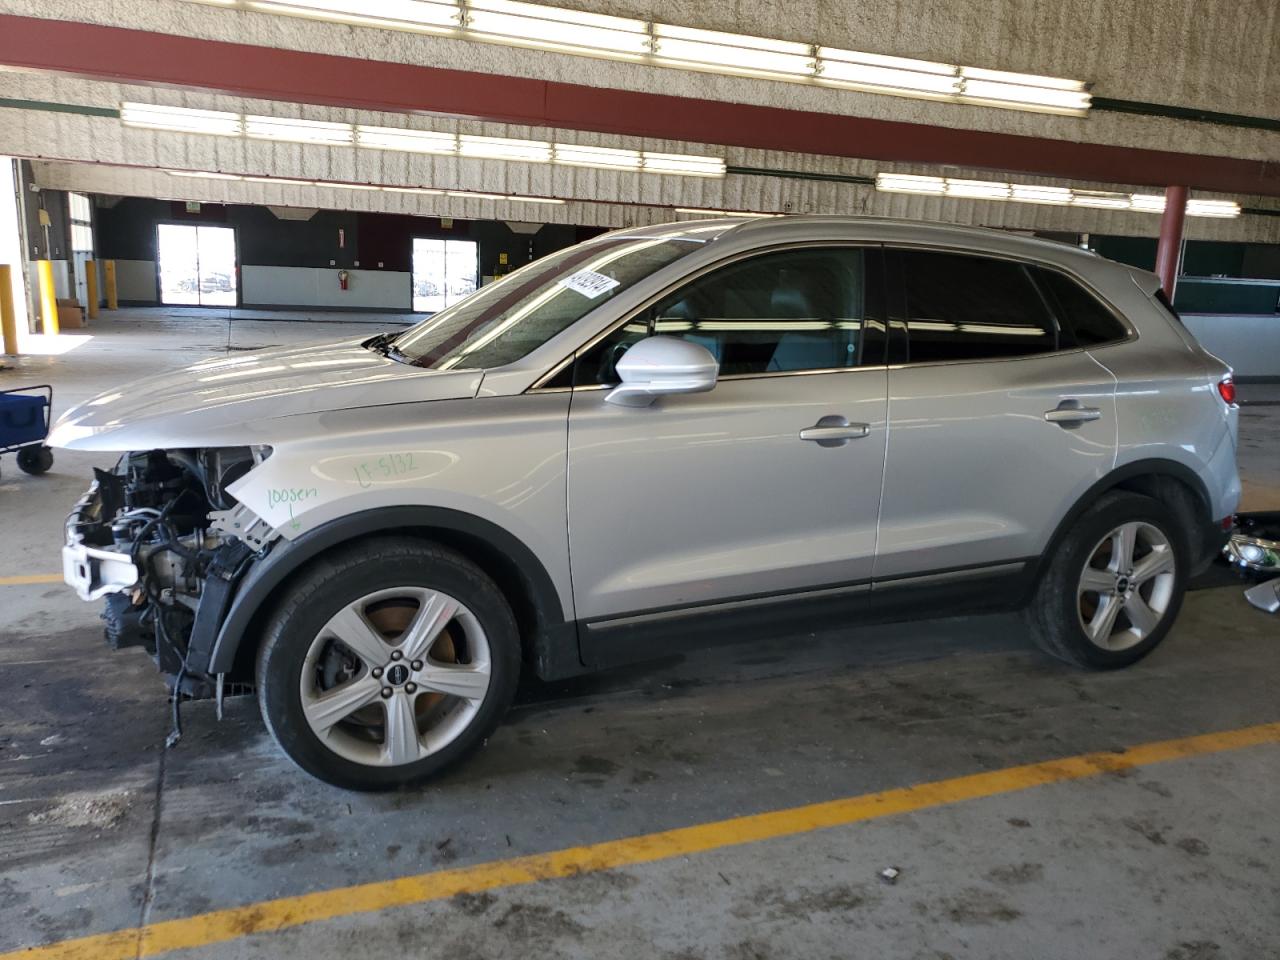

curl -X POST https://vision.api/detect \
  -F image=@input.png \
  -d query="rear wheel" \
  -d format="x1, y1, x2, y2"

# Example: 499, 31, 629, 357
256, 538, 520, 790
1027, 492, 1188, 669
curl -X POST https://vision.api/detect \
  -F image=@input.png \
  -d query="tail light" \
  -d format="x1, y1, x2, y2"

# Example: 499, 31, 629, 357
1217, 377, 1237, 406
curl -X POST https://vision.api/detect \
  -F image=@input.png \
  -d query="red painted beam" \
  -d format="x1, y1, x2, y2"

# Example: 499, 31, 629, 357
1156, 185, 1189, 297
2, 14, 1277, 199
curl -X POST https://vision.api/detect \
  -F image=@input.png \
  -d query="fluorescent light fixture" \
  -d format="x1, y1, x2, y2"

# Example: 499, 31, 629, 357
554, 144, 643, 171
322, 182, 382, 190
876, 172, 1241, 218
944, 178, 1010, 200
652, 23, 814, 77
245, 115, 354, 144
819, 47, 960, 96
459, 134, 554, 163
382, 185, 446, 195
674, 207, 779, 218
641, 152, 726, 177
1010, 184, 1074, 205
357, 125, 457, 154
465, 0, 649, 55
166, 169, 245, 180
121, 102, 242, 136
445, 191, 565, 203
1186, 199, 1241, 218
874, 174, 946, 195
243, 176, 319, 186
246, 0, 459, 32
187, 1, 1092, 116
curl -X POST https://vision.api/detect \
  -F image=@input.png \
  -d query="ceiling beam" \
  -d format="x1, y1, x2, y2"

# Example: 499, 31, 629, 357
1, 14, 1277, 199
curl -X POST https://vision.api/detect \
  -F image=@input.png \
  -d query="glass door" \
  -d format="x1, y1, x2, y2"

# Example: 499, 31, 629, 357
413, 238, 479, 313
157, 224, 237, 307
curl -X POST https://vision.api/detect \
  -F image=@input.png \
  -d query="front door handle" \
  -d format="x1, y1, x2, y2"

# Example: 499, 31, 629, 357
799, 416, 870, 447
1044, 400, 1102, 427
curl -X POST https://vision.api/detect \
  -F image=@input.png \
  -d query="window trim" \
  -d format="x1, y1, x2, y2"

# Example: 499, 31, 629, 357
882, 242, 1137, 370
528, 241, 886, 392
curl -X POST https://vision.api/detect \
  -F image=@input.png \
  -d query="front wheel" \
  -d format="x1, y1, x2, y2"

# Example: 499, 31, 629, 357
256, 538, 520, 790
1027, 491, 1188, 669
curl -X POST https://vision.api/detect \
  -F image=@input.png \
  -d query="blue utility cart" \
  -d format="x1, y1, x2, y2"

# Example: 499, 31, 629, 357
0, 384, 55, 477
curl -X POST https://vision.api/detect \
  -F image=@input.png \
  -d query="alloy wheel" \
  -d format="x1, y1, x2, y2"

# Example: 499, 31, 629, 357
1076, 521, 1177, 651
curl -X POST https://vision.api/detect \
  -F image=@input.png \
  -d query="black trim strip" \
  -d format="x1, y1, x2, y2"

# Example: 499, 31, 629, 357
1092, 97, 1280, 133
727, 165, 878, 186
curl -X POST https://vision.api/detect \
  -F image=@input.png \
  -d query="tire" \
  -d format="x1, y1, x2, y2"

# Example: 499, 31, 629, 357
16, 445, 53, 475
1026, 491, 1188, 669
256, 537, 520, 790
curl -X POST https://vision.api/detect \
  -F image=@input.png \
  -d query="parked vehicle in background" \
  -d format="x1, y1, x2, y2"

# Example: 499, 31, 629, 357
52, 216, 1240, 790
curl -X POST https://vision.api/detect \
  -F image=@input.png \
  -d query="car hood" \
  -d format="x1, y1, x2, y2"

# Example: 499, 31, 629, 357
49, 337, 485, 451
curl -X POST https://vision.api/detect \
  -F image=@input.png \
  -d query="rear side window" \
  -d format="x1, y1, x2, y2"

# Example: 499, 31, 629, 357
894, 250, 1060, 363
1034, 268, 1129, 346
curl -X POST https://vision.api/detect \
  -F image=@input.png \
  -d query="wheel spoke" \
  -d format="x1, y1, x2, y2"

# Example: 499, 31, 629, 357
323, 604, 389, 668
303, 674, 382, 734
417, 661, 491, 701
1111, 522, 1139, 572
1079, 567, 1114, 594
399, 591, 460, 662
1087, 593, 1123, 646
1131, 547, 1174, 584
1124, 595, 1160, 637
383, 694, 421, 765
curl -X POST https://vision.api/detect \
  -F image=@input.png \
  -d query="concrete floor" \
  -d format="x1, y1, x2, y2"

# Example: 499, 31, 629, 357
0, 310, 1278, 959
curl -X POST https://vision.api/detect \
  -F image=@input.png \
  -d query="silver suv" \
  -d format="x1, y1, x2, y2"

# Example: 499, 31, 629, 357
53, 217, 1241, 790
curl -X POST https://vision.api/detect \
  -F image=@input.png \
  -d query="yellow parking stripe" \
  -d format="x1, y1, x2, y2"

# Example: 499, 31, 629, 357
0, 573, 63, 586
6, 720, 1279, 960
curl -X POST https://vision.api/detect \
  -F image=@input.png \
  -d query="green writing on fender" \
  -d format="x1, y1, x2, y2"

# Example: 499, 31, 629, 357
353, 452, 416, 489
267, 486, 319, 509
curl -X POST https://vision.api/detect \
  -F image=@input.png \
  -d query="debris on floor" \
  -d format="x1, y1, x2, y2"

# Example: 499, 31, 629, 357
27, 790, 134, 830
879, 866, 901, 885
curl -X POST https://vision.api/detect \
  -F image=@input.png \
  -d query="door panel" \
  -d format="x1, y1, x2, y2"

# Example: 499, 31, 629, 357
567, 370, 887, 620
876, 353, 1117, 578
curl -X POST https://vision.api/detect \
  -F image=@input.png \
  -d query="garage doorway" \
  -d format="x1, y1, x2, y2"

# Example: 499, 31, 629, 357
157, 224, 238, 307
412, 238, 478, 313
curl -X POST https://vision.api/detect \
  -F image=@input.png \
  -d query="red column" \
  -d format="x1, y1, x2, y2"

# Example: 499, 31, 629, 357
1154, 185, 1188, 299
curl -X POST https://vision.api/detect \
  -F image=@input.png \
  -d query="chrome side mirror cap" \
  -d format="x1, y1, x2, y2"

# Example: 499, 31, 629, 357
605, 336, 719, 408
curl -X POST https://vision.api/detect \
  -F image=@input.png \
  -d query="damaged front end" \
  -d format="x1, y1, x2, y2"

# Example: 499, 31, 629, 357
63, 446, 278, 699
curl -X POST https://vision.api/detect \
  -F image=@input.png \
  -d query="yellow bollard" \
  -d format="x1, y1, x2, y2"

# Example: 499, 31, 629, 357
86, 260, 99, 320
37, 259, 59, 335
0, 264, 18, 355
104, 259, 118, 310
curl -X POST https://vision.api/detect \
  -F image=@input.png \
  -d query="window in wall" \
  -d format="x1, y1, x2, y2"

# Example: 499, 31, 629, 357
412, 238, 479, 313
575, 246, 881, 385
894, 250, 1059, 363
69, 192, 94, 307
1033, 267, 1129, 346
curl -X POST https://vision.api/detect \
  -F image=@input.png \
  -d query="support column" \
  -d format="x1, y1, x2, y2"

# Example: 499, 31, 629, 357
1154, 185, 1188, 300
104, 259, 118, 310
36, 258, 59, 335
86, 259, 99, 320
0, 264, 17, 355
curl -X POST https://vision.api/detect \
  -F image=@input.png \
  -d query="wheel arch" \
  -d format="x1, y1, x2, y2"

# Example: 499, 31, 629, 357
206, 506, 580, 683
1038, 458, 1218, 579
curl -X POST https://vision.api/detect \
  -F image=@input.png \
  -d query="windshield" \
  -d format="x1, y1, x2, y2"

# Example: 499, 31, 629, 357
389, 234, 714, 369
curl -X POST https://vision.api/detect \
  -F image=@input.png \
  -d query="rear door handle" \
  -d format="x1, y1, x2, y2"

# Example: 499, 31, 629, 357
1044, 401, 1102, 427
799, 416, 870, 447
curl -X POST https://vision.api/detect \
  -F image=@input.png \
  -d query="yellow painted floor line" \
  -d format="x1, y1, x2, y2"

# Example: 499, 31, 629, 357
6, 720, 1279, 960
0, 573, 63, 586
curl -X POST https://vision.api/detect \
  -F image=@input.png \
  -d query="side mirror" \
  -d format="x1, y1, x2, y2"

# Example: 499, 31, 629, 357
605, 336, 719, 408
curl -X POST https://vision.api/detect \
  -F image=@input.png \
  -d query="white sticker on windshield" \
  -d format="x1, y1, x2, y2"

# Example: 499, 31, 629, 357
558, 270, 620, 300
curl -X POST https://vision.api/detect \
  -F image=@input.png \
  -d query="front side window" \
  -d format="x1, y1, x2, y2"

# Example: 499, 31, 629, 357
389, 232, 719, 369
575, 246, 882, 385
893, 250, 1061, 363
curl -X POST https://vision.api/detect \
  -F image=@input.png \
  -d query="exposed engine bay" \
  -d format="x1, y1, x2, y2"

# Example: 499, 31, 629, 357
63, 446, 277, 700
